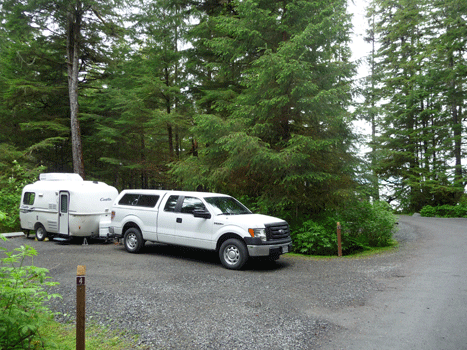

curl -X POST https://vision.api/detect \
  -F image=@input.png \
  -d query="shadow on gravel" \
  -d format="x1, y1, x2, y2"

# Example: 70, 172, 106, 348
113, 241, 290, 271
24, 235, 114, 246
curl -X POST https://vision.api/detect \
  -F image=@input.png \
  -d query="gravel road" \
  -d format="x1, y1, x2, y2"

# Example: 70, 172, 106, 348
0, 216, 433, 349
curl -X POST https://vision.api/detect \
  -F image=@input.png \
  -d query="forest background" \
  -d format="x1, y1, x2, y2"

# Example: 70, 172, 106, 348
0, 0, 466, 254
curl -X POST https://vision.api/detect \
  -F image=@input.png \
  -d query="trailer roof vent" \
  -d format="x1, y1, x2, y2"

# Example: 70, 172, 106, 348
39, 173, 84, 182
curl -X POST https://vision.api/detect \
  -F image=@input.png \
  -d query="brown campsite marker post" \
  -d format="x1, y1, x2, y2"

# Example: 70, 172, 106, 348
76, 265, 86, 350
337, 222, 342, 257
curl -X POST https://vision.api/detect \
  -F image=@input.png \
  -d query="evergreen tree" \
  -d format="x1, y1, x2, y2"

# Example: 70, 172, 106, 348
91, 0, 193, 188
173, 0, 357, 217
364, 0, 466, 211
0, 0, 124, 178
0, 1, 71, 172
430, 0, 467, 196
354, 2, 382, 202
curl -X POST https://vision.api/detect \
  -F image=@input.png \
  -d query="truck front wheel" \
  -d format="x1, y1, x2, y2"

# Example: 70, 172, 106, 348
219, 239, 248, 270
124, 228, 144, 253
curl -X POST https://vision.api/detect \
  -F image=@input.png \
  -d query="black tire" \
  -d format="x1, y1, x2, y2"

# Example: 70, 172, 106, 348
219, 238, 248, 270
123, 228, 144, 253
35, 225, 47, 241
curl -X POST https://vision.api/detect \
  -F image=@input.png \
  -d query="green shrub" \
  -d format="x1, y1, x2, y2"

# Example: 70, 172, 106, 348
420, 205, 436, 217
420, 204, 467, 218
0, 236, 61, 349
0, 162, 44, 232
291, 220, 336, 255
290, 199, 397, 256
339, 200, 397, 247
452, 205, 467, 218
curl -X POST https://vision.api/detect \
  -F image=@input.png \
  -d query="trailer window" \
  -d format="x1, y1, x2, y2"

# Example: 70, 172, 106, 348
60, 194, 68, 213
23, 192, 35, 205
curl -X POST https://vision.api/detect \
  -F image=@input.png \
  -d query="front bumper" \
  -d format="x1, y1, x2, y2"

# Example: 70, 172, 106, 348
245, 238, 293, 257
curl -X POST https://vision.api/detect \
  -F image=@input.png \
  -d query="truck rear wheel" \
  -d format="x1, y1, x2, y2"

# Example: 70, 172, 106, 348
124, 228, 144, 253
35, 225, 47, 241
219, 238, 248, 270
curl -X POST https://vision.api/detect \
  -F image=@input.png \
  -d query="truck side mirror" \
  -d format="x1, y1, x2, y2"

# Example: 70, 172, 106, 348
193, 209, 211, 219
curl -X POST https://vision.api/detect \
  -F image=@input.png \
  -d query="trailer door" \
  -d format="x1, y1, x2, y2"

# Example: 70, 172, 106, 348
59, 191, 70, 235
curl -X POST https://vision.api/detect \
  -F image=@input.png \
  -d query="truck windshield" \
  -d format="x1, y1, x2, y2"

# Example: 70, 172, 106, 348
205, 196, 252, 215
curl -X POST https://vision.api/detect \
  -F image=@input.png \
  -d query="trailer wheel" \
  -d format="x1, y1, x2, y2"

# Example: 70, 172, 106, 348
219, 238, 248, 270
124, 228, 144, 253
35, 225, 47, 241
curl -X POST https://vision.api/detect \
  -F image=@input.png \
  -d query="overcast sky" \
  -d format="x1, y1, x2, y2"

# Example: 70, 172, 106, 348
349, 0, 372, 146
349, 0, 370, 76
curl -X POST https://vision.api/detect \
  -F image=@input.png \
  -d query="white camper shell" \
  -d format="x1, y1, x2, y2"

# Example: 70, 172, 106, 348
19, 173, 118, 241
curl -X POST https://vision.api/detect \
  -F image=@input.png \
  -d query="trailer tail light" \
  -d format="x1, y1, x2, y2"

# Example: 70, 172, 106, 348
111, 211, 115, 221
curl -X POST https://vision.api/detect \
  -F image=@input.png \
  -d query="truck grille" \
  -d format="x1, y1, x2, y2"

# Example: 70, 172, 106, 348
265, 222, 290, 240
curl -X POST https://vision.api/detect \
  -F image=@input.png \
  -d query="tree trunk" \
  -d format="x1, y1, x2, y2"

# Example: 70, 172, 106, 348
67, 3, 85, 178
369, 14, 379, 201
449, 54, 463, 187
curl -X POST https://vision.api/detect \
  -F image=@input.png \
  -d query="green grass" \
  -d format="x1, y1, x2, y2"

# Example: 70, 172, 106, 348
286, 239, 399, 260
36, 318, 150, 350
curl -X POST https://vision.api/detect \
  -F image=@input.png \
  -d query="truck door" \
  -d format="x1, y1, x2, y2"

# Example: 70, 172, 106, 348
59, 191, 70, 235
157, 195, 180, 244
174, 196, 214, 249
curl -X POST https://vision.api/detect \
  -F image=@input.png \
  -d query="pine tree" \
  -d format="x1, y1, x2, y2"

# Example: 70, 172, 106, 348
173, 0, 357, 216
0, 0, 124, 178
365, 0, 466, 211
430, 0, 467, 196
0, 1, 71, 171
90, 0, 193, 188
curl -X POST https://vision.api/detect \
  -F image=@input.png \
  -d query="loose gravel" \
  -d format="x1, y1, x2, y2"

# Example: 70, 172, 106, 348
1, 217, 420, 349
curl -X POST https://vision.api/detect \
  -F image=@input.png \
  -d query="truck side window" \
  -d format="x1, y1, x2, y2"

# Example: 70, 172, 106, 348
23, 192, 35, 205
118, 194, 140, 206
137, 195, 160, 208
180, 197, 206, 214
164, 195, 179, 212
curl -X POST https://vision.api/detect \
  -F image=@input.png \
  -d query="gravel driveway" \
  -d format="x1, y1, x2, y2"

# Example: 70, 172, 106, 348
1, 218, 418, 349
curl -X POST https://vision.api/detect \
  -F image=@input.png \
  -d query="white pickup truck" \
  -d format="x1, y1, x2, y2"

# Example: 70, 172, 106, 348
108, 190, 292, 269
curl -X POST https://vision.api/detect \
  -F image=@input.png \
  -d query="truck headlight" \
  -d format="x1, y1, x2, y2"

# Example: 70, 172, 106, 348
248, 228, 267, 242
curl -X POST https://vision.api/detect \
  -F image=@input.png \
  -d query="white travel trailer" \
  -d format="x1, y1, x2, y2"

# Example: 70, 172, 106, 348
19, 173, 118, 241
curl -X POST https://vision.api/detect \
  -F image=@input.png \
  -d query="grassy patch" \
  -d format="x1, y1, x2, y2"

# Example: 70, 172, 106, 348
38, 318, 149, 350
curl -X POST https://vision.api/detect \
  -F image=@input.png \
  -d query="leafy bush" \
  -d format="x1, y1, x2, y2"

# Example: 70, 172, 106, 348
0, 162, 44, 232
291, 220, 336, 255
0, 236, 61, 349
291, 200, 397, 256
420, 204, 467, 218
420, 205, 436, 217
452, 205, 467, 218
339, 200, 397, 247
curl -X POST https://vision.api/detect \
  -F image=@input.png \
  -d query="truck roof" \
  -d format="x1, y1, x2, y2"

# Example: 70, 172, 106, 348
119, 189, 230, 198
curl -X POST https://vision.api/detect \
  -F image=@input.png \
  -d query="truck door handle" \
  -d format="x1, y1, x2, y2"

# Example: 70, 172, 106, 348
176, 218, 182, 223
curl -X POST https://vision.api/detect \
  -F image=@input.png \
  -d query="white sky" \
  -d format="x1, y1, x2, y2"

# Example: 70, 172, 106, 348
349, 0, 371, 73
349, 0, 372, 148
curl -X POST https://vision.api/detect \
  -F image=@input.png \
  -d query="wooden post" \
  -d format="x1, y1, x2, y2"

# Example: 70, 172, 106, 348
76, 265, 86, 350
337, 222, 342, 257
